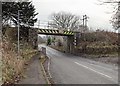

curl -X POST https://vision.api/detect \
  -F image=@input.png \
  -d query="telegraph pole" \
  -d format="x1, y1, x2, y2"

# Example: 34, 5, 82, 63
81, 15, 89, 53
83, 15, 85, 28
81, 15, 89, 32
84, 15, 89, 28
81, 15, 85, 33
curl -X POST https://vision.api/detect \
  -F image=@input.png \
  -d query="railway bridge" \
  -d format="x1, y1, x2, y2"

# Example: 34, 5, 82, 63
37, 28, 80, 54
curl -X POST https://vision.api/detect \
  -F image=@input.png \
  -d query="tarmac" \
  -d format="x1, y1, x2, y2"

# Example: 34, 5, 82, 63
18, 53, 46, 84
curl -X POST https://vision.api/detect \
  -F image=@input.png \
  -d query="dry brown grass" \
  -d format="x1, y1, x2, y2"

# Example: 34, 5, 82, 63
2, 37, 37, 84
2, 37, 24, 83
77, 41, 118, 55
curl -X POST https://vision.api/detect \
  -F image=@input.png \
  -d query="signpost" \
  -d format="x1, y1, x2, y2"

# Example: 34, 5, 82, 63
18, 10, 20, 56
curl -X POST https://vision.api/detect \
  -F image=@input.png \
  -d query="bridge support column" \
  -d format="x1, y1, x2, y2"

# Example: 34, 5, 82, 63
73, 32, 81, 55
66, 36, 74, 54
64, 32, 81, 54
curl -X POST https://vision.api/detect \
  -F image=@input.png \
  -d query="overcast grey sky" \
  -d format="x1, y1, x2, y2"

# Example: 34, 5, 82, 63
32, 0, 115, 31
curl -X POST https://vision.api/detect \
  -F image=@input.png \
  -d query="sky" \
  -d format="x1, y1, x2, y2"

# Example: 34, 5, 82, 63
32, 0, 115, 31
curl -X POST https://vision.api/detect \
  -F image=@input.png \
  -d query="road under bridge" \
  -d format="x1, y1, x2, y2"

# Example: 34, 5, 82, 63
37, 28, 80, 54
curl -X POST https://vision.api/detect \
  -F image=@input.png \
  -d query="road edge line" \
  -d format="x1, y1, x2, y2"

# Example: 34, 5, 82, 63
40, 56, 51, 84
47, 56, 52, 79
74, 61, 112, 79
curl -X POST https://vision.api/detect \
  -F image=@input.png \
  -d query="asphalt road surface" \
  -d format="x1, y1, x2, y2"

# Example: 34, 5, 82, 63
38, 44, 118, 84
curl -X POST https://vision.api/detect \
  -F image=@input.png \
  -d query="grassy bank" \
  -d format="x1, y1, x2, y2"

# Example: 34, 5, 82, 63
77, 42, 118, 55
2, 37, 38, 84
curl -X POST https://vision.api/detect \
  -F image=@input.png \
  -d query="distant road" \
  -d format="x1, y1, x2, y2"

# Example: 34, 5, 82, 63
38, 44, 118, 84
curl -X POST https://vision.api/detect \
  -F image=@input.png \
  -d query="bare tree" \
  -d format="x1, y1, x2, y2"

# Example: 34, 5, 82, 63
49, 12, 81, 31
98, 0, 120, 31
111, 1, 120, 30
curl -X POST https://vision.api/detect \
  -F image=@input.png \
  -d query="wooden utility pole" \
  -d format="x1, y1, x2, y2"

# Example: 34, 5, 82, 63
81, 15, 89, 32
84, 15, 89, 28
82, 15, 85, 28
81, 14, 89, 54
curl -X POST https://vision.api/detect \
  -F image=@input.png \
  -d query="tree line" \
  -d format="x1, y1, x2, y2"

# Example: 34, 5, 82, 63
2, 1, 38, 27
2, 1, 38, 40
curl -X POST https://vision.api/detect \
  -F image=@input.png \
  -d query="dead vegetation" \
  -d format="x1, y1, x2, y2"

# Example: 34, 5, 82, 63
50, 30, 118, 65
2, 30, 38, 84
2, 37, 23, 83
77, 31, 118, 55
77, 41, 118, 55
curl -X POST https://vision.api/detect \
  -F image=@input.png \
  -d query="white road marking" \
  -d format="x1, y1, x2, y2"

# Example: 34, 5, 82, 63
88, 62, 118, 71
74, 62, 112, 79
82, 61, 117, 71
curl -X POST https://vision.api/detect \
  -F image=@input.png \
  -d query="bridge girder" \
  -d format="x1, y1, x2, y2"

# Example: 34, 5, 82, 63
38, 29, 74, 36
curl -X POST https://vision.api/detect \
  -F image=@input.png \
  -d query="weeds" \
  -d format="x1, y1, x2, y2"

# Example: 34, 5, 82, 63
2, 37, 37, 84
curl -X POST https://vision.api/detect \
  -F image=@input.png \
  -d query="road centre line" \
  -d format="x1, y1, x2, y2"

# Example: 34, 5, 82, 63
74, 62, 112, 79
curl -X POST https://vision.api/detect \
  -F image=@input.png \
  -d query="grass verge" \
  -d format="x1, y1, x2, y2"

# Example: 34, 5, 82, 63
2, 38, 38, 85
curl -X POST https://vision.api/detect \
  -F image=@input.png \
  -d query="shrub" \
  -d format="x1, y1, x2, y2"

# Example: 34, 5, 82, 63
47, 37, 52, 45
